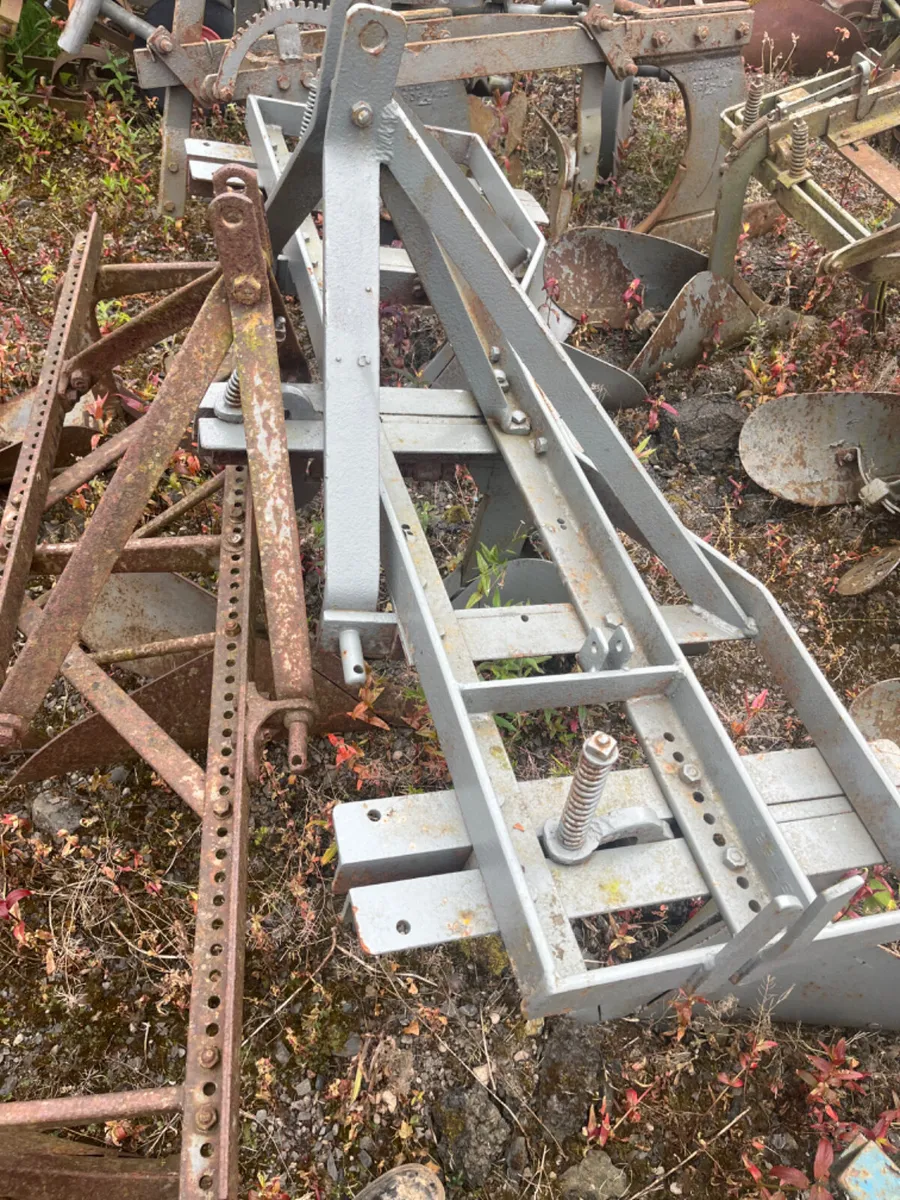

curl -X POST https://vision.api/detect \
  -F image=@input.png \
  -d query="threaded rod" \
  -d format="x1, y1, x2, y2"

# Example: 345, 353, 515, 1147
559, 732, 619, 850
743, 76, 764, 127
790, 119, 809, 178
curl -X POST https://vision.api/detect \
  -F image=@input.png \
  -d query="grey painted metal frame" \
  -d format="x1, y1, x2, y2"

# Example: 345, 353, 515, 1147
218, 2, 900, 1025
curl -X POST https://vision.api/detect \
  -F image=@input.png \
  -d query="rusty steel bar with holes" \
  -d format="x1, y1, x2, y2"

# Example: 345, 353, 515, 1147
0, 216, 103, 701
179, 466, 254, 1200
209, 166, 315, 768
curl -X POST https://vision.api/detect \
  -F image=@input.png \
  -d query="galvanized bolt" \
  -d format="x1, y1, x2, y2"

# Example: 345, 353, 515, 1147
224, 619, 241, 635
723, 847, 747, 871
167, 160, 179, 174
7, 494, 20, 509
351, 101, 374, 128
224, 370, 241, 409
558, 732, 619, 851
277, 75, 290, 91
789, 118, 809, 178
155, 32, 174, 53
231, 274, 262, 305
163, 201, 176, 214
274, 316, 287, 344
198, 1046, 220, 1069
605, 613, 622, 627
195, 1104, 218, 1132
227, 532, 243, 548
737, 21, 750, 37
488, 346, 501, 363
651, 30, 670, 47
508, 409, 530, 432
533, 436, 549, 455
743, 76, 764, 127
212, 796, 232, 816
696, 24, 709, 40
494, 369, 510, 392
679, 762, 702, 785
582, 144, 593, 154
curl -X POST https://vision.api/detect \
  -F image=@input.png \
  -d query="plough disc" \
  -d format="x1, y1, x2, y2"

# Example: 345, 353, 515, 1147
739, 392, 900, 506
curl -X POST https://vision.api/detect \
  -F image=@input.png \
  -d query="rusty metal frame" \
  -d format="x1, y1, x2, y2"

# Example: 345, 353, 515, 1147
0, 177, 317, 1197
127, 2, 754, 235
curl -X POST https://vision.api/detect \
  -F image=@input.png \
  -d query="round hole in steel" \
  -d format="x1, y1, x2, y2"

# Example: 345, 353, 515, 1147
693, 791, 704, 803
664, 731, 675, 742
396, 920, 411, 935
703, 813, 715, 825
748, 899, 761, 913
359, 19, 387, 52
673, 751, 684, 763
367, 809, 381, 822
736, 876, 750, 889
713, 833, 725, 847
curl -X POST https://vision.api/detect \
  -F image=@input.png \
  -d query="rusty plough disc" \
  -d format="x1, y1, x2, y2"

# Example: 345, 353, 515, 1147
851, 679, 900, 743
739, 393, 900, 508
837, 543, 900, 595
745, 0, 866, 75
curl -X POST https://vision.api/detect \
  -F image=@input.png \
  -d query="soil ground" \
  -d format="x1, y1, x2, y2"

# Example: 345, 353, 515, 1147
0, 45, 899, 1200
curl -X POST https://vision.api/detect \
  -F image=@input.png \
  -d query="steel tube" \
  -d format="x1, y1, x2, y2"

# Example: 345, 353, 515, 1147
0, 1085, 183, 1130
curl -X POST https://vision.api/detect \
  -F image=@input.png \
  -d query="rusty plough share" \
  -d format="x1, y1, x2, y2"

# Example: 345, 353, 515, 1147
2, 0, 900, 1197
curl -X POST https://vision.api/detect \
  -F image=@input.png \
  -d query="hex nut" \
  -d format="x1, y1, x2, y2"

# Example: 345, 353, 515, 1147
724, 847, 747, 871
351, 101, 374, 128
679, 762, 702, 785
198, 1046, 220, 1069
195, 1104, 218, 1132
231, 275, 262, 305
